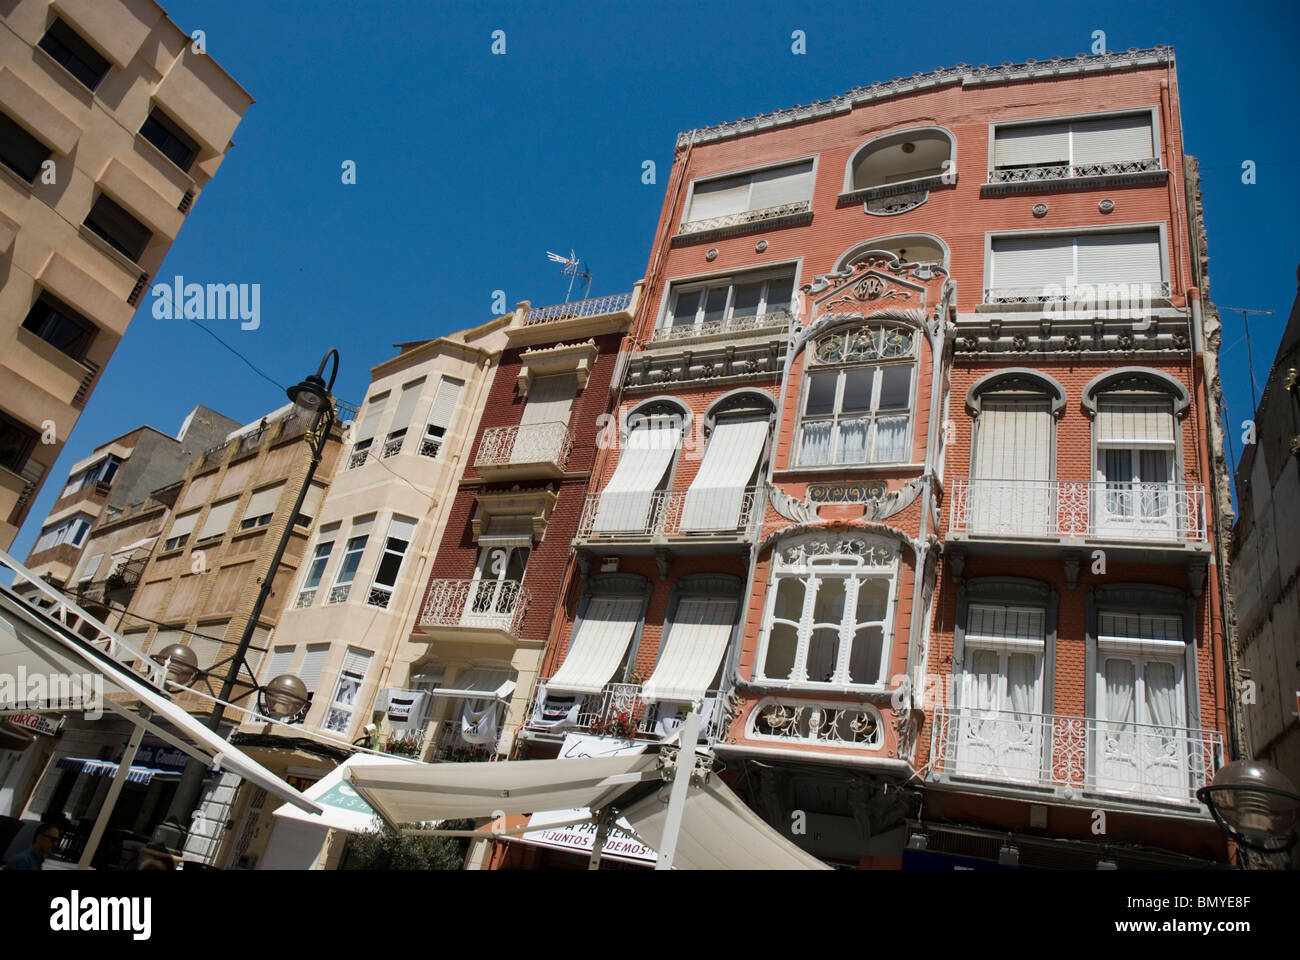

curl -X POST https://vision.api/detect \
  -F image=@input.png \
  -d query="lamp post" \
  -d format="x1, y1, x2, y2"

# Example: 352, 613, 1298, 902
151, 350, 340, 857
1197, 759, 1300, 865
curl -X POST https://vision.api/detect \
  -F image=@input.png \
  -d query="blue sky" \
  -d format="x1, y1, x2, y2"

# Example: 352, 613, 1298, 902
12, 0, 1299, 558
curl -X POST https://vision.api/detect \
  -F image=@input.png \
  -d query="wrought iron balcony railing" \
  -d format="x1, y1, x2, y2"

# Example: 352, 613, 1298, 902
987, 157, 1163, 185
648, 310, 791, 344
429, 722, 498, 763
575, 486, 763, 542
419, 578, 530, 639
948, 479, 1207, 544
525, 681, 724, 742
474, 422, 573, 473
524, 292, 633, 325
928, 704, 1223, 808
982, 280, 1172, 305
677, 200, 811, 237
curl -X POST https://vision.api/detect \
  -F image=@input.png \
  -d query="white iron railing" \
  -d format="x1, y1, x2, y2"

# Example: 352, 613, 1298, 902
982, 280, 1172, 305
649, 310, 791, 344
948, 479, 1206, 544
524, 292, 633, 325
677, 200, 811, 237
420, 578, 530, 638
429, 722, 498, 762
928, 704, 1222, 808
474, 422, 574, 472
747, 699, 883, 749
526, 681, 723, 742
575, 486, 763, 541
987, 157, 1163, 185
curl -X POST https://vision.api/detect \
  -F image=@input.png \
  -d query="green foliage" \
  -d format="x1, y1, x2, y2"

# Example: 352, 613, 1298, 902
339, 817, 476, 870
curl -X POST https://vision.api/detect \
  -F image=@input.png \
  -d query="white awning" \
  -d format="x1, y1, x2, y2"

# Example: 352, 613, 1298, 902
547, 595, 641, 694
346, 752, 663, 823
271, 753, 413, 833
679, 419, 767, 531
640, 597, 735, 703
428, 666, 516, 702
591, 425, 678, 533
0, 578, 321, 815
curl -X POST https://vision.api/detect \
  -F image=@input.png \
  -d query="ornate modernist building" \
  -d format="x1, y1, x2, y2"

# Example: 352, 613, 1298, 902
493, 45, 1236, 868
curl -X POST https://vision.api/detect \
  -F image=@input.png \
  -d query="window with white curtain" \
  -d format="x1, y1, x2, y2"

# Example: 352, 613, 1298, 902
1094, 396, 1176, 534
755, 537, 897, 689
468, 543, 530, 619
662, 267, 795, 332
324, 647, 372, 735
797, 325, 915, 467
683, 160, 813, 226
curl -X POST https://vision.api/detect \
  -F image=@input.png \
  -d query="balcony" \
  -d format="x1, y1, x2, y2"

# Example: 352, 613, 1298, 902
982, 280, 1172, 306
646, 310, 791, 347
574, 486, 763, 551
418, 578, 530, 645
928, 705, 1223, 809
984, 157, 1166, 193
524, 292, 632, 325
428, 722, 498, 763
948, 479, 1207, 546
525, 681, 723, 743
474, 422, 573, 480
674, 200, 812, 244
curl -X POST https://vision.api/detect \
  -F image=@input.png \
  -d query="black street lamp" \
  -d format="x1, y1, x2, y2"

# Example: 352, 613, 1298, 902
151, 350, 340, 856
1197, 759, 1300, 857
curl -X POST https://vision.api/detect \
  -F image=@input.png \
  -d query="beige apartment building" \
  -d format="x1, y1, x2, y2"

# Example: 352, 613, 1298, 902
0, 0, 252, 548
213, 318, 510, 869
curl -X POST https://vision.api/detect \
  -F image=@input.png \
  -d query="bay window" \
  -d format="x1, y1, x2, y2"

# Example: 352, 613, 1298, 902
797, 324, 915, 467
756, 536, 898, 689
295, 525, 338, 608
326, 517, 372, 604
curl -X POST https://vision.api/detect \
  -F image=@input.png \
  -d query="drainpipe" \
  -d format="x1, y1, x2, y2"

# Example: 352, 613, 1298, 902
1189, 292, 1237, 758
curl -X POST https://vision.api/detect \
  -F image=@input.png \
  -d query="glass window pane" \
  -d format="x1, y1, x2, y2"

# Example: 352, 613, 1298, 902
841, 369, 874, 413
731, 281, 764, 317
798, 420, 832, 466
837, 418, 869, 464
847, 626, 884, 684
671, 290, 701, 326
803, 372, 837, 416
764, 271, 795, 314
871, 416, 909, 463
772, 576, 804, 622
877, 366, 912, 410
855, 578, 889, 623
703, 286, 729, 325
763, 623, 798, 680
812, 576, 846, 625
806, 628, 839, 682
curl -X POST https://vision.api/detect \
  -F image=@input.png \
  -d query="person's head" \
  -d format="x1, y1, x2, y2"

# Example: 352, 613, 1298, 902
33, 822, 59, 856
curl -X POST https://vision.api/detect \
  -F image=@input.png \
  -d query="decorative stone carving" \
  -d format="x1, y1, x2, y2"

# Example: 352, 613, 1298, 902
768, 484, 819, 523
1063, 552, 1081, 590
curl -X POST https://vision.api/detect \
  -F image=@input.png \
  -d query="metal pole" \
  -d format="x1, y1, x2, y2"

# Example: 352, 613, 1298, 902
152, 403, 334, 854
654, 710, 700, 870
587, 806, 613, 870
78, 712, 148, 870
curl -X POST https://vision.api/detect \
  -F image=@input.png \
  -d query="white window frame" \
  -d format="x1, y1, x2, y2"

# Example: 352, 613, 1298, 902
680, 156, 817, 229
467, 543, 530, 620
326, 532, 368, 605
1092, 394, 1179, 536
420, 376, 465, 459
753, 539, 899, 692
33, 514, 93, 552
323, 648, 372, 735
295, 534, 336, 608
987, 107, 1161, 177
659, 265, 798, 333
982, 223, 1170, 301
366, 516, 416, 609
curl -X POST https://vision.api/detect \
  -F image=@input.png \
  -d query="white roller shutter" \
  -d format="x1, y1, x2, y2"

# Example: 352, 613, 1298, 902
1076, 231, 1162, 287
262, 645, 295, 683
641, 597, 736, 702
391, 379, 425, 431
993, 122, 1069, 167
197, 497, 239, 541
168, 510, 200, 541
966, 604, 1046, 649
679, 419, 768, 531
990, 236, 1074, 290
1071, 114, 1155, 165
971, 399, 1052, 534
355, 392, 389, 442
478, 515, 534, 547
748, 161, 813, 209
341, 647, 371, 680
547, 596, 642, 694
298, 643, 331, 692
591, 425, 679, 533
298, 484, 326, 524
242, 484, 285, 522
521, 375, 577, 426
188, 621, 229, 669
687, 173, 750, 222
426, 377, 463, 432
1097, 611, 1184, 655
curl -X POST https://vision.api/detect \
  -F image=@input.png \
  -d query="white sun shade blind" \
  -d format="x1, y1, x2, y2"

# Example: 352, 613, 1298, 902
298, 644, 331, 692
242, 484, 285, 522
168, 510, 200, 540
687, 173, 751, 221
993, 122, 1069, 168
198, 497, 239, 540
1098, 611, 1184, 654
591, 424, 679, 533
521, 374, 577, 426
479, 515, 534, 547
262, 645, 295, 683
679, 419, 769, 531
547, 595, 643, 694
392, 379, 424, 431
966, 604, 1046, 648
990, 236, 1074, 290
1096, 400, 1175, 443
641, 597, 736, 702
427, 377, 463, 430
1070, 114, 1155, 165
356, 392, 389, 442
974, 400, 1051, 480
748, 160, 813, 209
1076, 231, 1162, 287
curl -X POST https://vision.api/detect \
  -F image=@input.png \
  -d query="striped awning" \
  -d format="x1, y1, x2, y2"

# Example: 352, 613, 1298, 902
56, 756, 183, 786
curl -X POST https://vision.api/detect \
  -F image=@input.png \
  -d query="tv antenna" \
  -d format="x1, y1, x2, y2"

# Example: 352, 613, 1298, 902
546, 249, 592, 302
1220, 305, 1275, 412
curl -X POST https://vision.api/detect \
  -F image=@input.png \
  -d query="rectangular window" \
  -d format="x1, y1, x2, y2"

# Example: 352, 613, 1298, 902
519, 374, 577, 427
348, 391, 389, 468
324, 648, 372, 735
32, 514, 93, 553
988, 230, 1163, 298
139, 108, 198, 172
164, 509, 200, 551
420, 377, 463, 459
547, 594, 644, 694
38, 18, 111, 91
298, 643, 331, 693
1095, 399, 1176, 532
61, 453, 123, 497
663, 267, 796, 333
590, 422, 679, 533
196, 497, 239, 542
0, 111, 53, 183
797, 364, 912, 466
22, 294, 97, 362
327, 518, 373, 604
992, 113, 1155, 173
79, 554, 103, 582
84, 194, 152, 262
0, 412, 38, 475
679, 417, 768, 531
296, 483, 326, 528
262, 645, 295, 685
684, 160, 813, 226
382, 378, 425, 458
295, 530, 337, 608
240, 483, 284, 530
366, 516, 416, 609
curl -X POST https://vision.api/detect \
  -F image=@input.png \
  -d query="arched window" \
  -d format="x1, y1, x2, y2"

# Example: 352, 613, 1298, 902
835, 234, 949, 271
796, 322, 918, 467
755, 534, 899, 689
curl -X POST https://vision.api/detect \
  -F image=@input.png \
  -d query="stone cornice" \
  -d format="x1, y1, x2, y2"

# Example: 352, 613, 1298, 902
676, 47, 1174, 148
